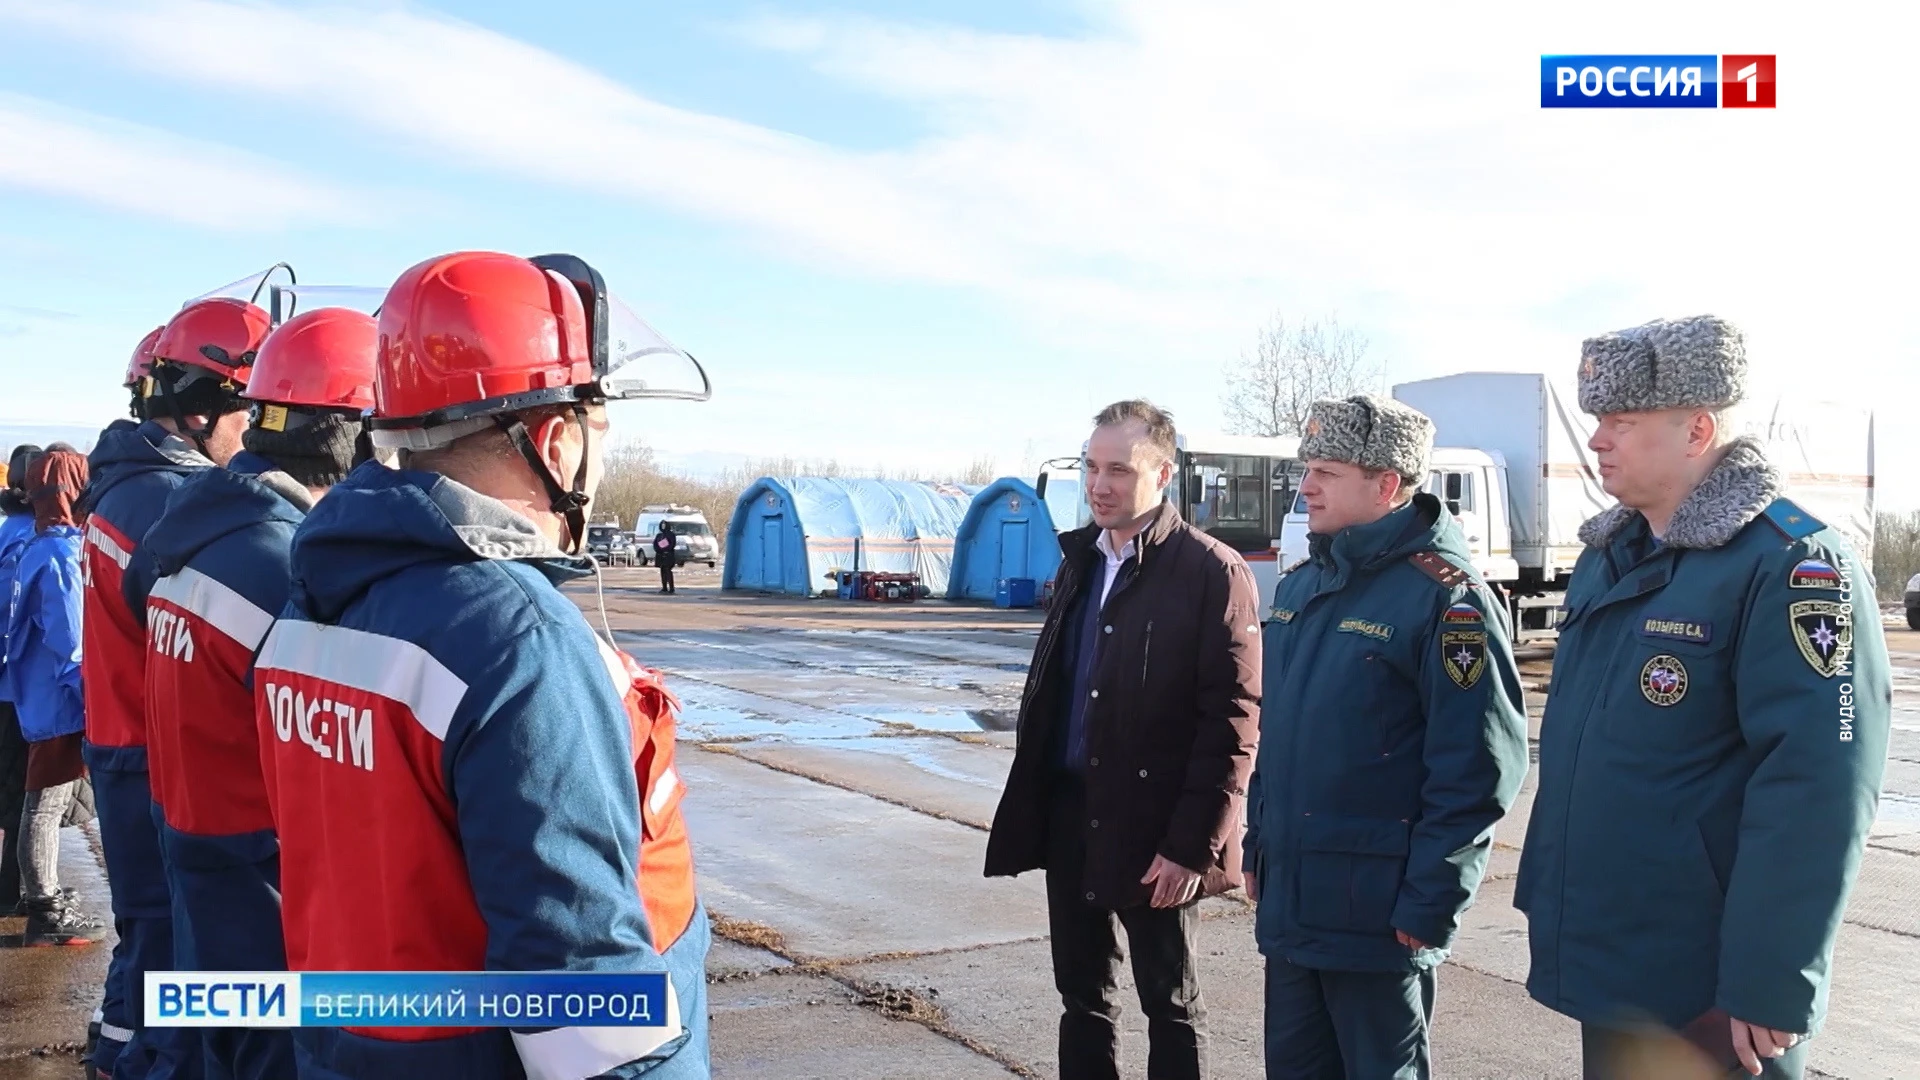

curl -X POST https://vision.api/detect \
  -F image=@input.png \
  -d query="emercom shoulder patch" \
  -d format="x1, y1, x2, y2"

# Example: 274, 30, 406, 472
1441, 630, 1487, 689
1441, 602, 1482, 625
1789, 599, 1851, 678
1336, 618, 1394, 643
1273, 608, 1296, 624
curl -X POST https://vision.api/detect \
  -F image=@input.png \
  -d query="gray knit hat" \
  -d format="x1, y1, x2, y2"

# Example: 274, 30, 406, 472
1577, 315, 1746, 416
1299, 394, 1434, 482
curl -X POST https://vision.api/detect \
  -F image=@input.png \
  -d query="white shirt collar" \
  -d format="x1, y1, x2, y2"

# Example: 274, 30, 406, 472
1096, 529, 1137, 564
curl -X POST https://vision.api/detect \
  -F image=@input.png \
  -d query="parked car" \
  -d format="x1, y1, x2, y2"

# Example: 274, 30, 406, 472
587, 523, 638, 567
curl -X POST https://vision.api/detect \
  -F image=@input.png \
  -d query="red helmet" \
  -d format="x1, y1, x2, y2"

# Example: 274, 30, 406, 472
370, 250, 707, 438
153, 296, 270, 385
125, 326, 163, 388
370, 250, 708, 552
245, 307, 377, 411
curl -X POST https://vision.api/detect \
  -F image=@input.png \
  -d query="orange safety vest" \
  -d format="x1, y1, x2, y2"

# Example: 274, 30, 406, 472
611, 650, 697, 951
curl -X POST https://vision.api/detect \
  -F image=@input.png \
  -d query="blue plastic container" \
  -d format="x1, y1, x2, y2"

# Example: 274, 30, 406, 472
995, 577, 1038, 609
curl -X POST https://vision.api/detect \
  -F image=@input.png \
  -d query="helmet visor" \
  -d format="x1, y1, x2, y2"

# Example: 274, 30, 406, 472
264, 284, 388, 326
189, 263, 296, 309
598, 288, 711, 402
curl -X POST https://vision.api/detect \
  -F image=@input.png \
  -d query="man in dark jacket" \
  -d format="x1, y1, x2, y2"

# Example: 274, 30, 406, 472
1516, 316, 1890, 1079
1247, 395, 1529, 1079
985, 399, 1261, 1080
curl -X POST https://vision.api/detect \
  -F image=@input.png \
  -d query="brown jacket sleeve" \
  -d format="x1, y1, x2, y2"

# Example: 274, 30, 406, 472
1158, 550, 1262, 874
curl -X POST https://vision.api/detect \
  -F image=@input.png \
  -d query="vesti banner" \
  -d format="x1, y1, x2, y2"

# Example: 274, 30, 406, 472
144, 971, 671, 1028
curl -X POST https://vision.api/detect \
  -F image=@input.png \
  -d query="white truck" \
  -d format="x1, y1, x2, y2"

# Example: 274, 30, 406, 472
1384, 372, 1876, 640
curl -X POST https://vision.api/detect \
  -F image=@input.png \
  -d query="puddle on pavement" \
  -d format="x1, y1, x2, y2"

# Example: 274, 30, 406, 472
774, 736, 1009, 788
676, 703, 882, 743
1876, 792, 1920, 825
853, 708, 1017, 733
678, 699, 1017, 742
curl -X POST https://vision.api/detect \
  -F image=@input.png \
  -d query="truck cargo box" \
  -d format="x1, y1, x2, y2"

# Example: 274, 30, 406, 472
1393, 372, 1607, 579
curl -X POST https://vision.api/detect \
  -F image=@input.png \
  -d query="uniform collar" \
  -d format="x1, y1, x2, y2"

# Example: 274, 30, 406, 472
1578, 437, 1783, 552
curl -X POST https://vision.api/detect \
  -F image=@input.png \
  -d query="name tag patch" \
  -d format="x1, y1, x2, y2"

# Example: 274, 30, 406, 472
1336, 618, 1394, 642
1789, 558, 1841, 590
1640, 617, 1711, 645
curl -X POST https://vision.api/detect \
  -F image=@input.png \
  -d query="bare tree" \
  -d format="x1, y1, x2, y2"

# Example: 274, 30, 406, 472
1873, 509, 1920, 602
1221, 312, 1381, 437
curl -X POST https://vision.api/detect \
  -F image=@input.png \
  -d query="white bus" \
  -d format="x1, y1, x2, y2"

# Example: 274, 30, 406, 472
1038, 433, 1302, 620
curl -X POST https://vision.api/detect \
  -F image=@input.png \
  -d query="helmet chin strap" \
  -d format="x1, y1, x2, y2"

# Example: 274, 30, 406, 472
498, 404, 593, 555
154, 368, 215, 457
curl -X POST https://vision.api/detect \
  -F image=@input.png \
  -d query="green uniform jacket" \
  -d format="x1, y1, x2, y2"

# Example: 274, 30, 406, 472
1516, 440, 1891, 1036
1247, 494, 1529, 971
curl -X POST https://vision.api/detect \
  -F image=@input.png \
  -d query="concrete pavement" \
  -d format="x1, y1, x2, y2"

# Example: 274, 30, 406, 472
4, 566, 1916, 1078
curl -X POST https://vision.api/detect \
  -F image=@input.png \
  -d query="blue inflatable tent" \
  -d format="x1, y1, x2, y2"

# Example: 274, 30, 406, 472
724, 477, 983, 597
947, 479, 1063, 601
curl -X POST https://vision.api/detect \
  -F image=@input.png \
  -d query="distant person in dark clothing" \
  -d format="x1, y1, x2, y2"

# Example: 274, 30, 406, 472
654, 522, 679, 595
0, 443, 42, 913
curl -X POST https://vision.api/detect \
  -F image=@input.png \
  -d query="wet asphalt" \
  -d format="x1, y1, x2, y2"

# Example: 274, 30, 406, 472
4, 565, 1917, 1078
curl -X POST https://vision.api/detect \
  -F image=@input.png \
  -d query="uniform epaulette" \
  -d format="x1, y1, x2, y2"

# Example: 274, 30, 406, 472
1408, 551, 1471, 588
1760, 498, 1824, 542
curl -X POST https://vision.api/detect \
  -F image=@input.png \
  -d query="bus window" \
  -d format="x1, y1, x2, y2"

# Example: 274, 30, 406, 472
1183, 454, 1269, 543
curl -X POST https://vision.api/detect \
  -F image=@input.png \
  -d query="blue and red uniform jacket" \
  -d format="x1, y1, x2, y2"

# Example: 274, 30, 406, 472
253, 461, 708, 1080
82, 419, 215, 1080
144, 452, 307, 954
81, 419, 213, 909
82, 420, 212, 771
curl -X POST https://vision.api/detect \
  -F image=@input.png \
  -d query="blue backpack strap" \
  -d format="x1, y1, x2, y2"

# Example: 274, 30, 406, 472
1760, 497, 1824, 542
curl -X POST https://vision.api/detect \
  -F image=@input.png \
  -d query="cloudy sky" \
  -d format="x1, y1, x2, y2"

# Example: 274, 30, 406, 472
1, 0, 1913, 506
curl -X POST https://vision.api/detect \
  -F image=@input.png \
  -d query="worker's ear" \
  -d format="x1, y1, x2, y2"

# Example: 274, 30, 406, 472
528, 411, 578, 479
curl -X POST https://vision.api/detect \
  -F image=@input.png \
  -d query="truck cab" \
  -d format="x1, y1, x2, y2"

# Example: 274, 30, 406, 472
1424, 448, 1520, 586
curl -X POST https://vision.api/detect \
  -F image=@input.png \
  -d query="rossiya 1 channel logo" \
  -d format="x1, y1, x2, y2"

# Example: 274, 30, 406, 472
1540, 55, 1775, 108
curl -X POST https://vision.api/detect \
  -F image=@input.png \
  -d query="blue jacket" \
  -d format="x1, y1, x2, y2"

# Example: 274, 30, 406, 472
1247, 494, 1529, 972
1516, 443, 1891, 1036
0, 507, 35, 704
82, 419, 213, 766
256, 461, 708, 1080
5, 524, 87, 742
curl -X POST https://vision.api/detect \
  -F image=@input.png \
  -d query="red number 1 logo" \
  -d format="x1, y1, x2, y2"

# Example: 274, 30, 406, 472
1721, 55, 1776, 108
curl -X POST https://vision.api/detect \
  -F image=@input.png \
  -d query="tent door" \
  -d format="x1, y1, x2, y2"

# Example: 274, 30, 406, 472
999, 520, 1029, 581
761, 517, 785, 591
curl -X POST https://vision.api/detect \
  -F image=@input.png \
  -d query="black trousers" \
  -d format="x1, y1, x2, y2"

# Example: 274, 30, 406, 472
0, 701, 27, 908
1580, 1022, 1808, 1079
1262, 958, 1435, 1079
658, 562, 676, 593
1045, 779, 1207, 1080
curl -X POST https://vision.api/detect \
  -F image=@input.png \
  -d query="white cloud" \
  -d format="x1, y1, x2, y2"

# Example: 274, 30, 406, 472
0, 93, 366, 229
2, 0, 1916, 503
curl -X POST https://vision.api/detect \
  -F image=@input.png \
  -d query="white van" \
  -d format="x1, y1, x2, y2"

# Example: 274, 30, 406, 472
633, 504, 720, 568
